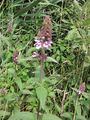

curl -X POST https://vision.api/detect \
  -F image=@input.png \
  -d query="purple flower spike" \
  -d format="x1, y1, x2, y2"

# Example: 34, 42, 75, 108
78, 82, 85, 95
32, 16, 52, 61
71, 82, 86, 95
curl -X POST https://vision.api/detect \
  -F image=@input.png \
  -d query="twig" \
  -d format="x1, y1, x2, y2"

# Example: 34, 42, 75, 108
0, 0, 5, 9
61, 90, 68, 115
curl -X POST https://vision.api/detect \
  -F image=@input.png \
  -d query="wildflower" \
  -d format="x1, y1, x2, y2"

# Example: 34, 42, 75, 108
78, 82, 85, 95
39, 53, 47, 61
13, 50, 19, 64
37, 15, 52, 41
34, 39, 52, 49
33, 15, 52, 61
32, 52, 47, 61
34, 15, 52, 50
7, 21, 13, 33
34, 39, 42, 49
71, 82, 85, 95
43, 40, 52, 49
32, 52, 39, 58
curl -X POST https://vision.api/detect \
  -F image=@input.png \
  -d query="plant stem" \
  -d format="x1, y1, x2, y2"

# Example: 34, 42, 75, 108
61, 90, 67, 115
37, 59, 43, 120
73, 97, 78, 120
40, 59, 43, 81
37, 102, 40, 120
40, 48, 45, 81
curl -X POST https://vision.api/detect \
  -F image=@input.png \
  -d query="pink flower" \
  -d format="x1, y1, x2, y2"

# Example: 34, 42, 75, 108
32, 52, 39, 58
32, 52, 47, 61
32, 16, 52, 61
39, 53, 47, 61
34, 39, 52, 49
72, 82, 85, 95
13, 50, 19, 64
43, 40, 52, 49
78, 82, 85, 95
34, 39, 42, 49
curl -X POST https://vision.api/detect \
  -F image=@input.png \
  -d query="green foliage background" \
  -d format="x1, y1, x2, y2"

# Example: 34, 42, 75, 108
0, 0, 90, 120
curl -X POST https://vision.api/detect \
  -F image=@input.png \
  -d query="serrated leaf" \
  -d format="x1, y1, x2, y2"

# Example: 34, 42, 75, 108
42, 114, 62, 120
47, 57, 58, 63
65, 27, 81, 40
36, 86, 47, 110
8, 112, 35, 120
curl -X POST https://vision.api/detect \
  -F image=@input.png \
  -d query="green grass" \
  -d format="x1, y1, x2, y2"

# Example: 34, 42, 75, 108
0, 0, 90, 120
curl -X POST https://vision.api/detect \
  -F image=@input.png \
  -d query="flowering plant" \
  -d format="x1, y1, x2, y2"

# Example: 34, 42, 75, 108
32, 16, 52, 61
72, 82, 85, 95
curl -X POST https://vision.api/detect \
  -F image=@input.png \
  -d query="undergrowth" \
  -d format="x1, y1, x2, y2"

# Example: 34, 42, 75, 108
0, 0, 90, 120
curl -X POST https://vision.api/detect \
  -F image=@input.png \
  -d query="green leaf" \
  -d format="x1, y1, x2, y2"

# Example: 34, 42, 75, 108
87, 85, 90, 90
86, 36, 90, 44
83, 0, 90, 12
42, 114, 62, 120
47, 57, 58, 63
15, 0, 42, 17
76, 115, 87, 120
55, 103, 61, 113
8, 112, 36, 120
61, 112, 72, 120
0, 33, 10, 47
15, 78, 23, 91
8, 68, 15, 75
51, 0, 62, 4
65, 27, 81, 40
83, 18, 90, 26
36, 86, 47, 110
76, 101, 81, 116
22, 89, 31, 95
0, 111, 10, 118
74, 0, 82, 11
18, 56, 34, 63
82, 92, 90, 99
